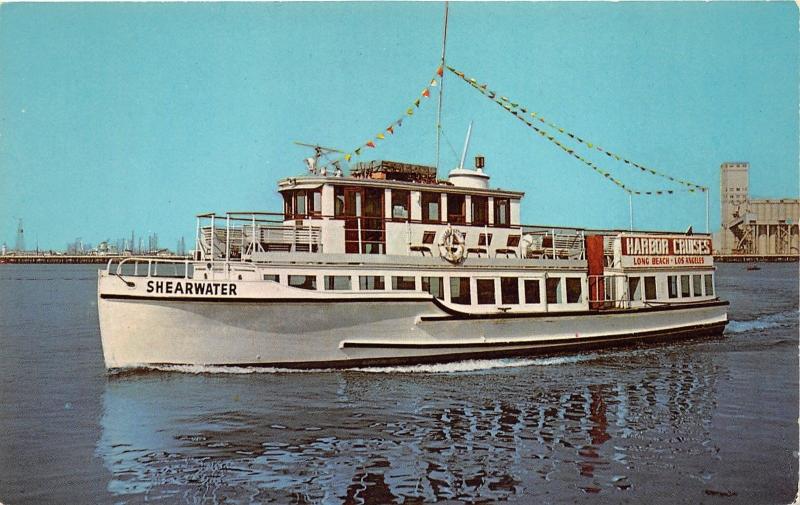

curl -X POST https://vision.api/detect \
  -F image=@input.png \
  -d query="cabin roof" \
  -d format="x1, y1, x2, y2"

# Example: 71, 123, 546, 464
277, 175, 525, 198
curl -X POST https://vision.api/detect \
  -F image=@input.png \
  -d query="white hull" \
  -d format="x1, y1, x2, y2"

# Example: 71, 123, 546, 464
98, 276, 728, 369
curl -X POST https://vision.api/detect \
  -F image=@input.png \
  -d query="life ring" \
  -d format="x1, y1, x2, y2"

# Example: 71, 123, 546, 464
438, 227, 466, 264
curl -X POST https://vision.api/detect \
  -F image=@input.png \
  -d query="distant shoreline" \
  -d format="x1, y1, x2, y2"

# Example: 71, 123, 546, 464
0, 254, 796, 264
0, 254, 190, 264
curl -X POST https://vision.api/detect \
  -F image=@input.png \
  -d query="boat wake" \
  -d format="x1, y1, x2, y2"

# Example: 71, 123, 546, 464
725, 310, 799, 334
135, 355, 596, 376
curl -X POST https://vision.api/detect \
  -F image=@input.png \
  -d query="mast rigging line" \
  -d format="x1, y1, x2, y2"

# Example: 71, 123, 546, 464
435, 1, 449, 175
446, 65, 709, 196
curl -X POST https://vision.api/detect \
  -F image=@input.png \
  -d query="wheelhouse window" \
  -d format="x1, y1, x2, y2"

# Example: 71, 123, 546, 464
704, 274, 714, 296
524, 279, 541, 304
392, 276, 416, 290
263, 274, 280, 282
668, 275, 679, 299
288, 275, 316, 290
359, 275, 385, 290
644, 276, 657, 300
494, 198, 510, 227
680, 275, 691, 297
312, 191, 322, 216
422, 276, 444, 300
546, 277, 562, 304
501, 277, 519, 305
450, 277, 471, 305
421, 192, 441, 223
471, 195, 488, 226
447, 194, 466, 224
283, 192, 293, 219
692, 275, 703, 297
628, 277, 642, 301
295, 192, 307, 216
324, 275, 351, 290
565, 277, 583, 303
476, 279, 496, 305
391, 190, 410, 220
334, 187, 346, 217
283, 189, 321, 218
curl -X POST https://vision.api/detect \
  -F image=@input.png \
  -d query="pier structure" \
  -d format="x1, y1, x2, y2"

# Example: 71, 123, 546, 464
716, 162, 799, 259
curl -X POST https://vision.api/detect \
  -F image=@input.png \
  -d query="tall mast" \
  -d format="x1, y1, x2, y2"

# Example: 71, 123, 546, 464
435, 1, 449, 175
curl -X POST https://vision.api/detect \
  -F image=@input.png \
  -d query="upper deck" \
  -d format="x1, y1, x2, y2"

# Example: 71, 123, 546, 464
193, 158, 714, 279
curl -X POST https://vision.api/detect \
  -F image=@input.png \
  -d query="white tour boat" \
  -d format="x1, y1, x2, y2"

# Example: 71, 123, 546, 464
97, 158, 728, 369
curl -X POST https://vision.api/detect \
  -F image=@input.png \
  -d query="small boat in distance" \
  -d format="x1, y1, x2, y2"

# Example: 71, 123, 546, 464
747, 263, 761, 271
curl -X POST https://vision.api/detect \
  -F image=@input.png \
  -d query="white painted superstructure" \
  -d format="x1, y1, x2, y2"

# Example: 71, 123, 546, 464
98, 159, 728, 369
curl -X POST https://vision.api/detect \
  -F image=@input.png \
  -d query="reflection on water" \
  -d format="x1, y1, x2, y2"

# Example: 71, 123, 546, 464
97, 349, 722, 503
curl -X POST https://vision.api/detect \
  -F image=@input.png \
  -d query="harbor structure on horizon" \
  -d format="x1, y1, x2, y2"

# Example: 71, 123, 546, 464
15, 219, 25, 252
716, 162, 799, 255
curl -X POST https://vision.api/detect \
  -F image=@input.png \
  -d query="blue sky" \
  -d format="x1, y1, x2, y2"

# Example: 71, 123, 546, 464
1, 2, 797, 250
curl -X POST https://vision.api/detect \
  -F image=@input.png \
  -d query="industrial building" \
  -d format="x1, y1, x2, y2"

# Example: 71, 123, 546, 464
716, 162, 799, 256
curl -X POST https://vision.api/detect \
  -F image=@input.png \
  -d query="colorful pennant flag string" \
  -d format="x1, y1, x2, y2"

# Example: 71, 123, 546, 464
447, 65, 708, 195
325, 67, 443, 169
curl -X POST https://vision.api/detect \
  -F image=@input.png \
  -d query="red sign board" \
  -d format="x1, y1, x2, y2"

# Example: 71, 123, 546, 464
620, 235, 712, 268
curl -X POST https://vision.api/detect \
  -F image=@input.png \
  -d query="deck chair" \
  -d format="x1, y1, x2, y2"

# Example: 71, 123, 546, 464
409, 230, 437, 256
495, 234, 520, 257
466, 232, 492, 258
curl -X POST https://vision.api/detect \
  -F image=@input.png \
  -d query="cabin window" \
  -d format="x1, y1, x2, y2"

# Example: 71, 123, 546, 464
680, 275, 691, 297
421, 192, 441, 223
494, 198, 510, 227
604, 276, 616, 302
447, 194, 466, 224
391, 190, 410, 220
263, 274, 280, 282
668, 275, 679, 299
565, 277, 582, 303
450, 277, 471, 305
501, 277, 519, 304
476, 279, 496, 305
644, 276, 657, 300
704, 274, 714, 296
422, 276, 444, 300
628, 277, 642, 301
359, 275, 385, 290
524, 279, 541, 304
289, 275, 316, 290
471, 195, 489, 226
692, 275, 703, 297
392, 276, 416, 290
546, 277, 562, 304
324, 275, 351, 291
334, 187, 346, 217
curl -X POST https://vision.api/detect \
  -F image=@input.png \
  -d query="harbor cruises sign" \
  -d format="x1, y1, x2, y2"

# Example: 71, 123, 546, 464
621, 236, 712, 268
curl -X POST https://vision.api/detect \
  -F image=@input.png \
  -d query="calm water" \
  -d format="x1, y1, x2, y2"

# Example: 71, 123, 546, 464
0, 263, 797, 504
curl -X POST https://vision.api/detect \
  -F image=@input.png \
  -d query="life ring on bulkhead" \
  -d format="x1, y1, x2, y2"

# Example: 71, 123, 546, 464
438, 227, 466, 264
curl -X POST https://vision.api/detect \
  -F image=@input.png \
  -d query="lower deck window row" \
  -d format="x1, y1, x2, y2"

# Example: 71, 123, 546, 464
269, 273, 584, 306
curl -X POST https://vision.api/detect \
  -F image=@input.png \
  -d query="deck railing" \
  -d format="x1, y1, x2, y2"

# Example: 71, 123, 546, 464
109, 257, 195, 279
196, 212, 321, 261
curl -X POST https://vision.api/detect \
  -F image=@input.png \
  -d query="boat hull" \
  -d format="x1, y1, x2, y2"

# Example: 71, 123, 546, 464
98, 287, 728, 369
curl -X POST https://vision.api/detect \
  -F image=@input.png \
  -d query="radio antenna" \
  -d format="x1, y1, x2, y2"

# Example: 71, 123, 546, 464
435, 1, 449, 175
